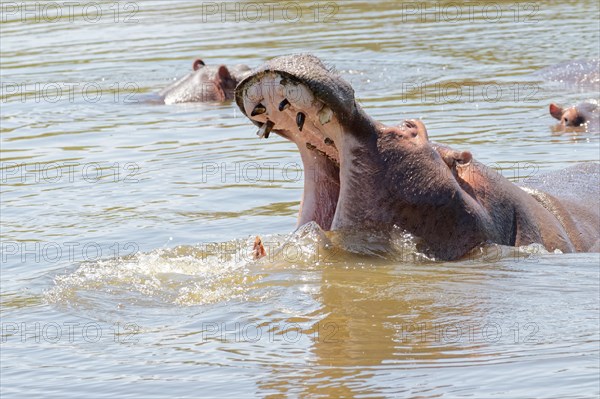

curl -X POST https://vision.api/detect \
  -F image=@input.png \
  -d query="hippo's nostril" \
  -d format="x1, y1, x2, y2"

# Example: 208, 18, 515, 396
251, 103, 267, 116
296, 112, 306, 131
278, 99, 290, 111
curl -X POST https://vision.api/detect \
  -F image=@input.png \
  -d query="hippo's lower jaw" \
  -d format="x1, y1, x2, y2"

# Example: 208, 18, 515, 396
235, 55, 598, 260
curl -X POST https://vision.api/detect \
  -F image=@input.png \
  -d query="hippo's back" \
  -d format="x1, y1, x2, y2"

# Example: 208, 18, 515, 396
524, 163, 599, 202
522, 163, 600, 251
539, 59, 600, 90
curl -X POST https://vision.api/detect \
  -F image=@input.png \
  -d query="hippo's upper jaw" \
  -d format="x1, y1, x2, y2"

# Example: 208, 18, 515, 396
235, 55, 590, 260
235, 54, 377, 230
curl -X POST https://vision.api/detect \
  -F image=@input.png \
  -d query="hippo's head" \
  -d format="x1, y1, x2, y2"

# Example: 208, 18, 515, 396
160, 58, 247, 104
549, 103, 586, 127
235, 55, 507, 259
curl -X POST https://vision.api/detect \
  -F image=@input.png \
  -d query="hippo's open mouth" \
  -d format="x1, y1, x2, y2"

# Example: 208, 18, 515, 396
236, 69, 345, 229
234, 55, 471, 232
234, 54, 486, 260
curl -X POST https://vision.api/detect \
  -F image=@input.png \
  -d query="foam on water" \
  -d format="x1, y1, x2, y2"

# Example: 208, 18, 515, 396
46, 237, 260, 309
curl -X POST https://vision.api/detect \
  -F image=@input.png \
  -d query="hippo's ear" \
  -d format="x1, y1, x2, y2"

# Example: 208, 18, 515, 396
440, 148, 472, 169
456, 151, 472, 165
193, 59, 205, 71
549, 103, 564, 120
217, 65, 232, 81
212, 66, 234, 101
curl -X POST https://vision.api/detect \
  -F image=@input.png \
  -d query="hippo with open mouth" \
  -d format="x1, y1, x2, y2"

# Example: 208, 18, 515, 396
235, 54, 600, 260
159, 58, 250, 104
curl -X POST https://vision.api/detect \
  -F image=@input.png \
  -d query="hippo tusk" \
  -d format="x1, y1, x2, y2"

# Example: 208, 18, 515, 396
257, 120, 274, 139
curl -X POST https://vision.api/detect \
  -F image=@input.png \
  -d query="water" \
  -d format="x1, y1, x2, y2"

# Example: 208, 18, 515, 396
1, 1, 599, 398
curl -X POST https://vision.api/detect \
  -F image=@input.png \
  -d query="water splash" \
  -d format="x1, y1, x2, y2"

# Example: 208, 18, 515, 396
46, 237, 264, 309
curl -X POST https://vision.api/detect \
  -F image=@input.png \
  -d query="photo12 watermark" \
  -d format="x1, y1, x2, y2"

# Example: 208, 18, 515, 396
398, 321, 541, 344
199, 321, 340, 344
1, 161, 141, 184
398, 2, 540, 23
197, 2, 339, 23
1, 321, 140, 344
198, 161, 303, 184
1, 241, 140, 265
397, 81, 540, 104
1, 82, 140, 104
1, 2, 140, 24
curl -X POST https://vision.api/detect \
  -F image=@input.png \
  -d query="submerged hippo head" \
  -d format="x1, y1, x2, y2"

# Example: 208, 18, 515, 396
159, 58, 250, 104
550, 103, 585, 127
549, 102, 599, 130
235, 55, 597, 259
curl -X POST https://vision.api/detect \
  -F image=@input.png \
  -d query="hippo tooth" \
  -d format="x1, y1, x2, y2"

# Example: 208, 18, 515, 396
296, 112, 306, 132
257, 120, 274, 139
251, 103, 267, 116
318, 106, 333, 125
278, 99, 290, 111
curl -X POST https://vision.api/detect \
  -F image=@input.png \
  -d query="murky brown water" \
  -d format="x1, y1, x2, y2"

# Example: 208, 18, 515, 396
1, 1, 599, 398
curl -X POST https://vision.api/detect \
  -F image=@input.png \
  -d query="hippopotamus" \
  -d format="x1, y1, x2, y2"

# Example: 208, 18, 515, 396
159, 58, 250, 104
549, 101, 599, 131
539, 59, 599, 91
235, 54, 600, 260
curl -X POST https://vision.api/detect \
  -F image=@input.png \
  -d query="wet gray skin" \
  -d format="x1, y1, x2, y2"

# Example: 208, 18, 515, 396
539, 59, 600, 90
549, 101, 599, 132
159, 59, 250, 104
235, 54, 600, 260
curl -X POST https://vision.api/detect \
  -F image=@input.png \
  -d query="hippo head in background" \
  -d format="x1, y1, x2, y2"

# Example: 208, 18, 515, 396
159, 58, 250, 104
549, 102, 599, 130
235, 54, 599, 260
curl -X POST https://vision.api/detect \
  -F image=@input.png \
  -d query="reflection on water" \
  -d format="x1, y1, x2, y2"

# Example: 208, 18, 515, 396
2, 0, 599, 398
